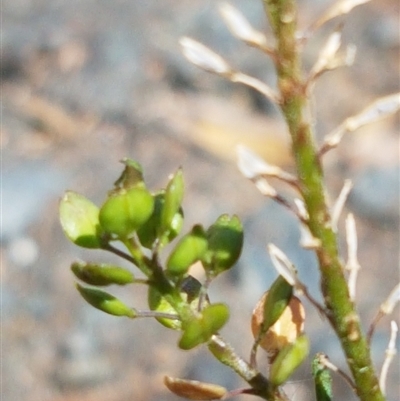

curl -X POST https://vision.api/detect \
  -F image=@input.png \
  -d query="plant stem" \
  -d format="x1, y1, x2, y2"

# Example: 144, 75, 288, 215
208, 335, 289, 401
262, 1, 384, 400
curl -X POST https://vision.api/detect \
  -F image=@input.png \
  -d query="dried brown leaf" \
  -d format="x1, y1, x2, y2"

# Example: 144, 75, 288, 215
164, 376, 226, 400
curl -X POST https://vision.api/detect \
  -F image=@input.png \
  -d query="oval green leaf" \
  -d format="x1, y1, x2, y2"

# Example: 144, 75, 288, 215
76, 283, 136, 318
59, 191, 102, 249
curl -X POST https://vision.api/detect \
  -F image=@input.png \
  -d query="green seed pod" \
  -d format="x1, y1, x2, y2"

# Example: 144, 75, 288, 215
75, 283, 136, 318
202, 214, 243, 276
178, 303, 229, 350
99, 187, 154, 238
269, 334, 310, 387
166, 225, 208, 277
136, 192, 164, 248
113, 158, 145, 190
148, 276, 203, 330
164, 376, 226, 400
312, 353, 333, 401
71, 261, 134, 286
261, 276, 293, 333
59, 191, 102, 249
137, 192, 184, 249
161, 168, 184, 233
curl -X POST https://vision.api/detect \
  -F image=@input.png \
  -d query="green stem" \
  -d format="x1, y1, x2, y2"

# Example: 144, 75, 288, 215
262, 1, 384, 400
208, 335, 289, 401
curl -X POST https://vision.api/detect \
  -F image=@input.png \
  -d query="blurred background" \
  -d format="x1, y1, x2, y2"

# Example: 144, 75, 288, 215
2, 0, 399, 400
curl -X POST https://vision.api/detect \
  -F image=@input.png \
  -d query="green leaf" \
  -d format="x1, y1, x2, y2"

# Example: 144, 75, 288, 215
202, 214, 243, 276
312, 353, 333, 401
166, 225, 208, 277
76, 283, 136, 318
99, 187, 154, 238
269, 334, 310, 387
179, 303, 229, 350
71, 261, 134, 286
59, 191, 102, 249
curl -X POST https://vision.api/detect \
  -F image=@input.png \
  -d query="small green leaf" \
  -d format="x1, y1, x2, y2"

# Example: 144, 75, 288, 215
164, 376, 226, 400
269, 334, 310, 387
179, 303, 229, 350
166, 225, 208, 277
71, 261, 134, 286
76, 283, 136, 318
99, 187, 154, 238
161, 168, 184, 233
312, 353, 333, 401
59, 191, 102, 249
202, 214, 243, 276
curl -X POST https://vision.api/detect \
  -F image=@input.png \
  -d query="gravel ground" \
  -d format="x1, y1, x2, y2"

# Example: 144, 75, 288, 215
2, 1, 399, 400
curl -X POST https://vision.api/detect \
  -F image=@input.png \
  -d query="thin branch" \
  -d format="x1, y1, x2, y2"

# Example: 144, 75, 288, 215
103, 243, 137, 265
231, 72, 280, 103
379, 321, 398, 395
268, 244, 326, 316
320, 93, 400, 155
331, 179, 353, 231
237, 145, 301, 191
305, 0, 372, 36
317, 353, 357, 392
368, 282, 400, 343
135, 310, 180, 320
345, 213, 360, 301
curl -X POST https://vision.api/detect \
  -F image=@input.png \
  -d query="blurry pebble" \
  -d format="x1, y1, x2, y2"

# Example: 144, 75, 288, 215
8, 236, 39, 268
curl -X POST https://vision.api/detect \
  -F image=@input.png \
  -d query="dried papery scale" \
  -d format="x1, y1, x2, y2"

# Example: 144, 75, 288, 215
251, 290, 305, 363
180, 37, 233, 77
180, 38, 279, 104
164, 376, 227, 400
306, 26, 356, 91
219, 2, 273, 55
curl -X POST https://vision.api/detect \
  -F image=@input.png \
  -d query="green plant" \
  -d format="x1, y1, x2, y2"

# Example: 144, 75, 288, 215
59, 1, 399, 400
